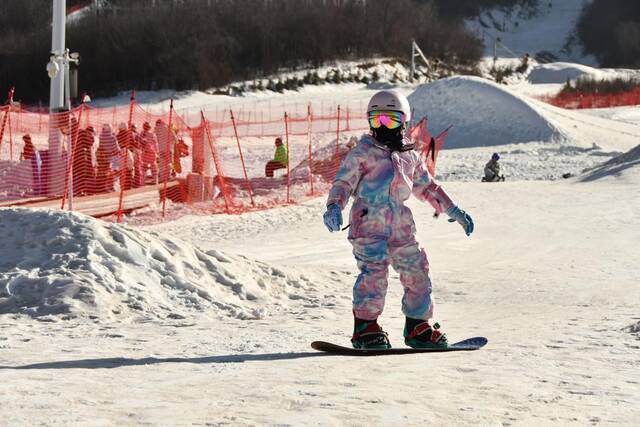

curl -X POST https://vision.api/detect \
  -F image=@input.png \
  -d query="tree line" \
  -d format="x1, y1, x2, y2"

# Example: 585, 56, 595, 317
428, 0, 539, 18
578, 0, 640, 68
1, 0, 485, 104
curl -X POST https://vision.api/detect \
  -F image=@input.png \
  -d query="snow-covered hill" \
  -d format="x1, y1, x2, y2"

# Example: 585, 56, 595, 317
408, 75, 639, 151
409, 76, 557, 148
527, 62, 640, 84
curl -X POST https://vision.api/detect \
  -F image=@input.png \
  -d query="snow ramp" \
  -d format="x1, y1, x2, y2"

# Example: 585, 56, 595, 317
581, 144, 640, 182
0, 208, 311, 321
408, 76, 559, 148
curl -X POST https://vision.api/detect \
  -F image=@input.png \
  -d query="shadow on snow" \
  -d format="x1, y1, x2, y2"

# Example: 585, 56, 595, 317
0, 351, 329, 370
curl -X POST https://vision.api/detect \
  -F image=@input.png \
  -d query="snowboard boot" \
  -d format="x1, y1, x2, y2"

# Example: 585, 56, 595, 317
351, 317, 391, 349
404, 317, 448, 349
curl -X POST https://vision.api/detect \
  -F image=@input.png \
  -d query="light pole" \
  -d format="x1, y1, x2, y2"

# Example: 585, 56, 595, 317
49, 0, 66, 114
47, 0, 79, 205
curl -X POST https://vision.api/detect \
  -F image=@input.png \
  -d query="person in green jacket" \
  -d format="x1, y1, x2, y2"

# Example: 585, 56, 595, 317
265, 137, 288, 177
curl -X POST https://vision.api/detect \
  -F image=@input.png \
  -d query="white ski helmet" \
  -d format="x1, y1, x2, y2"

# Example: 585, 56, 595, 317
367, 90, 411, 123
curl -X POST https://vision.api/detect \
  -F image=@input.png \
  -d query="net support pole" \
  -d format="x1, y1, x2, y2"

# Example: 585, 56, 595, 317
334, 105, 341, 172
61, 103, 84, 210
116, 90, 136, 223
230, 109, 255, 207
307, 103, 314, 196
0, 88, 14, 155
7, 104, 13, 161
284, 112, 291, 203
201, 111, 232, 214
161, 99, 174, 218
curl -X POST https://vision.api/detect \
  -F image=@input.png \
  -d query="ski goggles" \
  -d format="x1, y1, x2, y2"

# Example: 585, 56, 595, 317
367, 110, 406, 130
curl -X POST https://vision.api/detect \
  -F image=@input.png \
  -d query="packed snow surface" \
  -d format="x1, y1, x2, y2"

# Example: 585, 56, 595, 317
0, 208, 315, 321
2, 175, 639, 425
1, 62, 640, 425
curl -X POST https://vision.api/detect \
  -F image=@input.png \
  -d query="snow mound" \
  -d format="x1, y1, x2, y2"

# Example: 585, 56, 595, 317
581, 144, 640, 182
409, 76, 558, 148
527, 62, 639, 84
0, 208, 310, 320
527, 62, 603, 84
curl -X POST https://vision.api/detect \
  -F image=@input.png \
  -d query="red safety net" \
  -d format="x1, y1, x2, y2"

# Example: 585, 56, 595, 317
540, 87, 640, 109
0, 93, 445, 222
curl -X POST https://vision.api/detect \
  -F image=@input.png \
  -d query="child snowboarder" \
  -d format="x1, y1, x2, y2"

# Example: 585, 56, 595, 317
323, 90, 474, 349
483, 152, 505, 182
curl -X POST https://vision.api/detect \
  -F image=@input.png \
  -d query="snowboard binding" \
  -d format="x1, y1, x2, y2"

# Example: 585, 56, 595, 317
404, 319, 448, 349
351, 319, 391, 349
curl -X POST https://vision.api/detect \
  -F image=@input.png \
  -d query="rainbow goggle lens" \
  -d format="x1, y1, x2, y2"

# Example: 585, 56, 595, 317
367, 110, 406, 130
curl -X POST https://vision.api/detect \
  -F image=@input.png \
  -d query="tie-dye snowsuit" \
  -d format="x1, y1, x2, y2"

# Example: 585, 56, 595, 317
326, 134, 455, 321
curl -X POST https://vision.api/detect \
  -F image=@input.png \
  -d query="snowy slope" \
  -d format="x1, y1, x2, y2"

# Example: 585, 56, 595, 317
1, 175, 639, 425
1, 57, 640, 425
467, 0, 597, 65
581, 143, 640, 182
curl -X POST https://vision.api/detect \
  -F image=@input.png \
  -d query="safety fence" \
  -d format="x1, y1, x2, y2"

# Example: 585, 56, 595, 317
0, 90, 442, 222
541, 87, 640, 109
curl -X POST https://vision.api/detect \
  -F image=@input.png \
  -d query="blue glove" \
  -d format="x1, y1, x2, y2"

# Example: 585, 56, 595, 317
323, 203, 343, 232
446, 206, 474, 236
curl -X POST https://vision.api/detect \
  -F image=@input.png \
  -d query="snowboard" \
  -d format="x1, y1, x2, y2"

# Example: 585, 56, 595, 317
311, 336, 487, 356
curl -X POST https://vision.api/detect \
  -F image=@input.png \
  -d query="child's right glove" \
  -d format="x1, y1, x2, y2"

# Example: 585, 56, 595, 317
446, 206, 474, 236
323, 203, 343, 232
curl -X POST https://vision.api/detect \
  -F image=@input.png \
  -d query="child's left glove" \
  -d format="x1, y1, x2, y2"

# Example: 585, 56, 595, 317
446, 206, 474, 236
323, 203, 343, 232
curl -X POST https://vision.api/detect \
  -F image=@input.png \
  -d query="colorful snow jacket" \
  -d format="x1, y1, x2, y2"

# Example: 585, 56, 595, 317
274, 144, 288, 165
326, 134, 455, 240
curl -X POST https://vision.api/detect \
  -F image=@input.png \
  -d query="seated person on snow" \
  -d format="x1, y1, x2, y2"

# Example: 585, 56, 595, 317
322, 90, 474, 350
483, 152, 505, 182
265, 137, 288, 177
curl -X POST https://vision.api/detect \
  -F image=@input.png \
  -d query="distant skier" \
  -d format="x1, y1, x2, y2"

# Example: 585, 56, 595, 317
322, 90, 474, 350
482, 152, 505, 182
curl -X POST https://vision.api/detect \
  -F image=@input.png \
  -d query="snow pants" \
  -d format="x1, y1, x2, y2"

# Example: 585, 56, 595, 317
348, 203, 434, 321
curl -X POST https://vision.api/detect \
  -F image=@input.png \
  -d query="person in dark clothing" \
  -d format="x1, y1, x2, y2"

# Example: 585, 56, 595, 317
72, 126, 96, 196
483, 153, 505, 182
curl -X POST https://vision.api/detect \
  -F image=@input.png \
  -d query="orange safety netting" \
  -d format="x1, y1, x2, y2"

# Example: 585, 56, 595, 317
541, 88, 640, 109
0, 93, 445, 222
